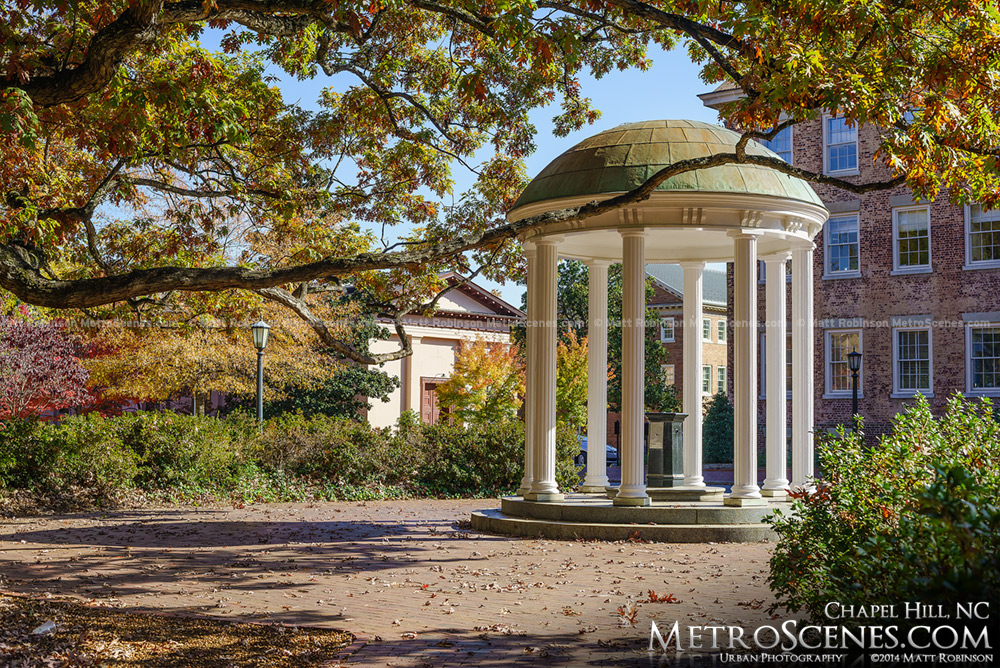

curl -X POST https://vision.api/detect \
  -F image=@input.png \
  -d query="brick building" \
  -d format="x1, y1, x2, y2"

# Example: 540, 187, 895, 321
702, 88, 1000, 441
605, 264, 728, 449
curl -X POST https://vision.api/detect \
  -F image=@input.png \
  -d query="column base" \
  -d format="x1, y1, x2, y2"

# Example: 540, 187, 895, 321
579, 483, 610, 494
682, 476, 706, 488
761, 487, 789, 499
724, 496, 768, 507
516, 486, 531, 497
612, 495, 650, 507
523, 492, 565, 502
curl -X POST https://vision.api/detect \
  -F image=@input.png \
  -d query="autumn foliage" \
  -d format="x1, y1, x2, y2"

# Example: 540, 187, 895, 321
0, 317, 90, 419
436, 340, 524, 424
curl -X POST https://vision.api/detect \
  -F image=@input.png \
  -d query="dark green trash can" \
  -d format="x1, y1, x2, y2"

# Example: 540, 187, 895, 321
645, 412, 687, 488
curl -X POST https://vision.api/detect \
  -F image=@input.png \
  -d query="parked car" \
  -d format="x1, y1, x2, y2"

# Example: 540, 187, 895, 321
575, 436, 619, 466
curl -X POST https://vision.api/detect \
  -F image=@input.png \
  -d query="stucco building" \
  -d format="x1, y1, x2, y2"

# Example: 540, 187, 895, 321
701, 87, 1000, 441
366, 273, 523, 428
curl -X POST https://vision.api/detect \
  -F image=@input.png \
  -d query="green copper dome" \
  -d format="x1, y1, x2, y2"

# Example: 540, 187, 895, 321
512, 120, 823, 211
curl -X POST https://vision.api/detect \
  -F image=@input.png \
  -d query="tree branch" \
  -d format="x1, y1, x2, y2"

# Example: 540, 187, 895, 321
0, 152, 905, 310
256, 286, 413, 364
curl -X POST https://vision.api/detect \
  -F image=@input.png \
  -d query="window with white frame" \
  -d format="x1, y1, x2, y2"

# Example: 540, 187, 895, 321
893, 206, 931, 272
660, 317, 675, 342
758, 126, 792, 163
825, 214, 860, 276
824, 116, 858, 174
717, 320, 727, 343
826, 330, 862, 396
967, 204, 1000, 267
702, 365, 712, 394
968, 324, 1000, 394
717, 367, 726, 395
662, 364, 675, 386
893, 328, 932, 396
703, 318, 712, 342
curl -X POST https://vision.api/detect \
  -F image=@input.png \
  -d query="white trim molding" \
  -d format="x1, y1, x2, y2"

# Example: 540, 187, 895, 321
822, 114, 860, 177
963, 203, 1000, 271
965, 320, 1000, 397
823, 328, 864, 399
660, 316, 675, 342
822, 213, 862, 280
891, 205, 932, 275
891, 323, 934, 398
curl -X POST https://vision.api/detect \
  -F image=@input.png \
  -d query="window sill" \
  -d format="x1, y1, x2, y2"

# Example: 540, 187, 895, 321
890, 391, 934, 399
823, 392, 864, 400
661, 339, 675, 343
824, 169, 860, 177
822, 271, 862, 280
966, 389, 1000, 397
890, 266, 932, 276
963, 262, 1000, 271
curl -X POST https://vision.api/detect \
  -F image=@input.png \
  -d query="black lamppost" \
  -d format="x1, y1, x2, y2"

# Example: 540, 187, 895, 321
847, 348, 862, 417
251, 319, 271, 430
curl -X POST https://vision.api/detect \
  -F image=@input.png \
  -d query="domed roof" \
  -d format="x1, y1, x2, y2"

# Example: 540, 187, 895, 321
511, 119, 823, 212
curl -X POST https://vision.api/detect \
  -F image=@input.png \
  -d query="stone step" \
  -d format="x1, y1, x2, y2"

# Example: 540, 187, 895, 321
471, 509, 777, 543
499, 496, 789, 525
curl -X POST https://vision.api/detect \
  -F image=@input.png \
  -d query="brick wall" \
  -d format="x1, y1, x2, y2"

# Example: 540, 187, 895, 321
727, 117, 1000, 449
605, 281, 728, 448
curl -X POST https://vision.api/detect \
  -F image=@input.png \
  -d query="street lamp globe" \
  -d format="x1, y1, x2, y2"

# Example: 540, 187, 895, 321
847, 348, 862, 373
251, 320, 271, 351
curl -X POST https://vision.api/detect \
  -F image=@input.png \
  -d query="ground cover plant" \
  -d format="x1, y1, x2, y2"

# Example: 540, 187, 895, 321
0, 410, 582, 514
767, 395, 1000, 622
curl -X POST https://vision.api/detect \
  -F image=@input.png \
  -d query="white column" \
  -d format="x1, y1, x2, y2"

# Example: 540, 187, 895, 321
517, 245, 536, 496
526, 237, 564, 501
406, 336, 423, 414
762, 252, 791, 497
791, 245, 815, 490
615, 230, 650, 506
726, 232, 764, 505
581, 259, 611, 493
680, 261, 706, 488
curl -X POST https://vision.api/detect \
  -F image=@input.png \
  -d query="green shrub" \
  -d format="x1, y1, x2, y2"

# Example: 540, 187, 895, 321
702, 392, 733, 464
0, 419, 59, 489
555, 422, 583, 491
767, 395, 1000, 622
0, 408, 582, 509
418, 420, 523, 495
48, 414, 140, 495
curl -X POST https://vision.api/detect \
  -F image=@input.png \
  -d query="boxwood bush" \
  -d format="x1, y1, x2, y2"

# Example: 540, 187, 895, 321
767, 395, 1000, 622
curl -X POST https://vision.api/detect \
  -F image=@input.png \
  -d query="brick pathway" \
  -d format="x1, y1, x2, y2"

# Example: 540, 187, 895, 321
0, 499, 782, 666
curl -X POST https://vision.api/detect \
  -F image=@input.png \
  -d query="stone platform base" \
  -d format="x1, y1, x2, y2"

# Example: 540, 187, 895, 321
646, 486, 726, 502
604, 486, 725, 502
469, 494, 791, 543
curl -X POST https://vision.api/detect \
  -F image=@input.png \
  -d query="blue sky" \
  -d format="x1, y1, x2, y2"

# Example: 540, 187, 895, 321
272, 44, 723, 306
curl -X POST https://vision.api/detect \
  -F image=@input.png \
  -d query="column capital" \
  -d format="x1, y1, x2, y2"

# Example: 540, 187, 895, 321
678, 260, 707, 270
523, 243, 537, 257
584, 258, 613, 268
535, 235, 564, 246
728, 230, 763, 240
791, 241, 817, 252
761, 250, 793, 263
619, 228, 648, 239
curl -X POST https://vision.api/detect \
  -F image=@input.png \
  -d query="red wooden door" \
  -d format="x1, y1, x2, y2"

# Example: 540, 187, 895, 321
421, 378, 442, 424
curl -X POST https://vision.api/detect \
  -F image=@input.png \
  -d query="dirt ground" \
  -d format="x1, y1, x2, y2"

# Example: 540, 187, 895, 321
0, 498, 782, 666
